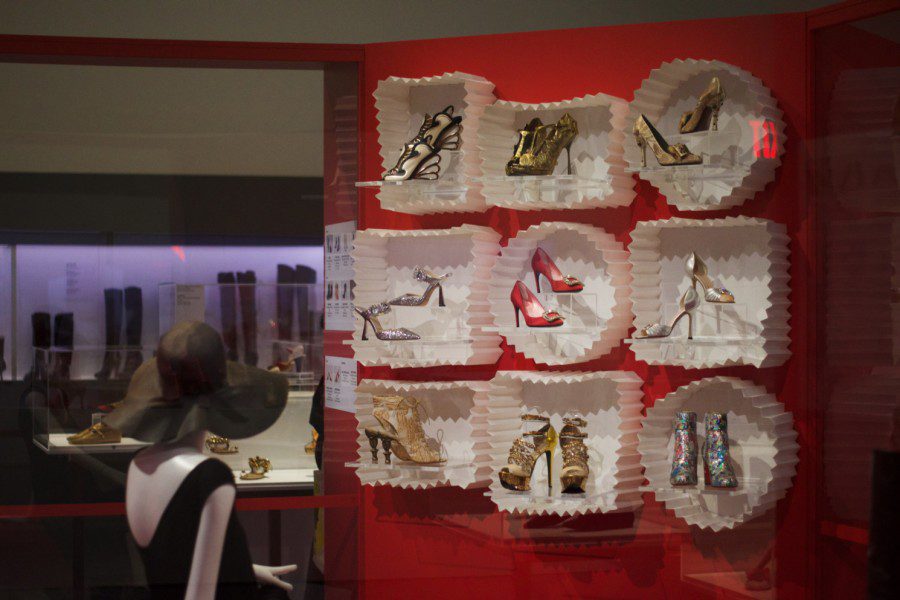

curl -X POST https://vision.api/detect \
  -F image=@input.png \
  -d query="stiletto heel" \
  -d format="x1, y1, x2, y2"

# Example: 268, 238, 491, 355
531, 247, 583, 293
633, 114, 702, 167
388, 267, 451, 308
545, 450, 553, 494
634, 287, 700, 339
679, 77, 726, 134
635, 132, 647, 168
499, 415, 558, 492
510, 280, 564, 328
354, 303, 421, 341
565, 141, 573, 175
506, 113, 578, 176
686, 252, 735, 303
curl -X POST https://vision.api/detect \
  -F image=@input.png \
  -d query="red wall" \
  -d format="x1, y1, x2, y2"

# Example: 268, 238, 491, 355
348, 13, 813, 599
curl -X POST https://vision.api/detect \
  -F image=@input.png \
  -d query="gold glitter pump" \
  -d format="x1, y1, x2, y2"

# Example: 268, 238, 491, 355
679, 76, 726, 133
506, 113, 578, 176
499, 414, 558, 492
364, 395, 445, 464
633, 114, 702, 168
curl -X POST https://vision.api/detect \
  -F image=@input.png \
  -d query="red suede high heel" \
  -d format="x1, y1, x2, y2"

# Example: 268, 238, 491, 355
531, 247, 583, 293
510, 280, 564, 328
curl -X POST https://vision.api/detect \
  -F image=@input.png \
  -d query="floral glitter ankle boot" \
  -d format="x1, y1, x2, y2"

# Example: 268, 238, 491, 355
703, 412, 738, 488
670, 411, 698, 486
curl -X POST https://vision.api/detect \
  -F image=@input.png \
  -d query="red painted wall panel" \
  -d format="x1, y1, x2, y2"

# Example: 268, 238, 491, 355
346, 13, 812, 599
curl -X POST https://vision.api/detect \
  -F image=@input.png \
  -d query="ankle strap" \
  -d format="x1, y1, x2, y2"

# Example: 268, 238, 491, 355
560, 431, 587, 439
522, 414, 549, 422
563, 417, 587, 427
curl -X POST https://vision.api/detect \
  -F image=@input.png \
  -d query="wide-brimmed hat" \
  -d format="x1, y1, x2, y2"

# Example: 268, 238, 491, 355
105, 321, 287, 443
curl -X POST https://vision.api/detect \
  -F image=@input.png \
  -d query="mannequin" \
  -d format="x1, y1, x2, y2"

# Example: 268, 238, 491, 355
127, 429, 296, 598
107, 321, 298, 599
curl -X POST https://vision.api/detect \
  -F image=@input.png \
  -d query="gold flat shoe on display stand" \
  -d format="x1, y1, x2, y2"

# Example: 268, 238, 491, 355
239, 456, 272, 480
634, 287, 700, 339
559, 417, 589, 494
506, 113, 578, 176
499, 414, 558, 492
364, 395, 445, 465
205, 434, 239, 454
388, 267, 450, 308
679, 76, 726, 133
633, 114, 702, 167
66, 422, 122, 445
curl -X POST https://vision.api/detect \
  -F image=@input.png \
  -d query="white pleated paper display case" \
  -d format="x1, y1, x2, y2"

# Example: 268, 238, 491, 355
356, 72, 496, 214
626, 59, 785, 211
627, 216, 791, 369
637, 377, 798, 531
488, 222, 632, 366
473, 93, 635, 211
349, 379, 492, 490
349, 225, 503, 368
485, 371, 644, 517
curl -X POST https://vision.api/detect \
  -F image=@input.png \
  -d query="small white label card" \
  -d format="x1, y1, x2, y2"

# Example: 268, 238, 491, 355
324, 355, 357, 413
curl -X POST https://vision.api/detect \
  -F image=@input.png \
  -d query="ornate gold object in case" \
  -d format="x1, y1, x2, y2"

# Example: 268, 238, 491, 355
364, 395, 445, 464
633, 114, 702, 168
498, 414, 558, 492
239, 456, 272, 480
679, 76, 726, 133
506, 113, 578, 176
66, 422, 122, 445
205, 435, 239, 454
305, 429, 319, 455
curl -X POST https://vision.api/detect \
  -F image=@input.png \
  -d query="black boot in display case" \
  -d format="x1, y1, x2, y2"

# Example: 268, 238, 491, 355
217, 272, 239, 362
276, 264, 295, 342
295, 265, 317, 339
48, 313, 74, 427
95, 288, 124, 380
237, 270, 258, 367
31, 311, 52, 381
120, 286, 144, 380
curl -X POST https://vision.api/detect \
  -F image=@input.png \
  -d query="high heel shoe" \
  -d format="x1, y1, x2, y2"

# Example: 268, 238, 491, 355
679, 76, 725, 133
559, 417, 589, 494
510, 280, 564, 328
383, 106, 462, 182
634, 287, 699, 339
353, 303, 421, 341
506, 113, 578, 176
703, 412, 738, 488
416, 105, 463, 150
532, 247, 583, 293
364, 395, 445, 464
686, 252, 734, 303
383, 139, 441, 181
388, 267, 450, 307
499, 414, 557, 492
633, 114, 702, 168
670, 411, 698, 486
